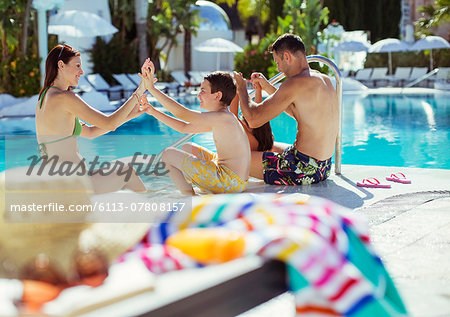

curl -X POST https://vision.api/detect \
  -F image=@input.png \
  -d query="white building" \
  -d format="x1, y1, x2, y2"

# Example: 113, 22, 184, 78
164, 1, 244, 72
51, 0, 112, 74
52, 0, 244, 73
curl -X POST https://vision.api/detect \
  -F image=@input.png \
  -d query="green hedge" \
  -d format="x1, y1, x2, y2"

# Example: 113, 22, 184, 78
0, 54, 41, 97
365, 48, 450, 72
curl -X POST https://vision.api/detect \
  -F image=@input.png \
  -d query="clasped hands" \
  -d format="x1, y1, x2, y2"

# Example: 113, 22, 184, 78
233, 71, 267, 93
132, 58, 159, 116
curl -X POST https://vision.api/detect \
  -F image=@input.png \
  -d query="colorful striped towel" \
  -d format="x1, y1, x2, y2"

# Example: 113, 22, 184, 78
120, 193, 408, 317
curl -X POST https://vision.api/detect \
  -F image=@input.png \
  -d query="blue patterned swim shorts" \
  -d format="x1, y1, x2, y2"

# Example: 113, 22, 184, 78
262, 146, 331, 185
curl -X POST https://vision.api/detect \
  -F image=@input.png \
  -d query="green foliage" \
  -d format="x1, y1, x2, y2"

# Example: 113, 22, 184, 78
0, 54, 40, 96
89, 37, 140, 85
156, 69, 173, 82
278, 0, 329, 55
234, 34, 277, 79
236, 0, 285, 34
415, 0, 450, 38
235, 0, 331, 79
0, 0, 41, 96
213, 0, 235, 6
364, 49, 450, 70
0, 0, 22, 55
237, 0, 270, 25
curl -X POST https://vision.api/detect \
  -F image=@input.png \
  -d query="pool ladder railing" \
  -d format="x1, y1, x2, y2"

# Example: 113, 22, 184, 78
156, 55, 343, 175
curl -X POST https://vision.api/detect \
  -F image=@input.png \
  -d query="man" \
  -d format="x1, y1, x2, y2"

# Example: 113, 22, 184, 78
234, 33, 339, 186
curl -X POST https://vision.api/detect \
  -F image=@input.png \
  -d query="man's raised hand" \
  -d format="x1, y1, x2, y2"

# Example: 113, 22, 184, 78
233, 72, 247, 91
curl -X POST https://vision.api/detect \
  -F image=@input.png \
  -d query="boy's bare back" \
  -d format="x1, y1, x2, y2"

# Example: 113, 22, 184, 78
209, 110, 250, 180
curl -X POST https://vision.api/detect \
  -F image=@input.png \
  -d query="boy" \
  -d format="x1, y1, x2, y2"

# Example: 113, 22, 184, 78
139, 59, 250, 195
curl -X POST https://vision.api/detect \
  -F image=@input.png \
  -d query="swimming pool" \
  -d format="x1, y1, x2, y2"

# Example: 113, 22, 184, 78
1, 92, 449, 171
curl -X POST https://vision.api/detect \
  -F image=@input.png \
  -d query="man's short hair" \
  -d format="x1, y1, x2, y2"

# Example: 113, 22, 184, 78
204, 71, 236, 107
269, 33, 306, 56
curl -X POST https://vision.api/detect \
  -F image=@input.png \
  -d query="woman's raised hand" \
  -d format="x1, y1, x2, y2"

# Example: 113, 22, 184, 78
139, 58, 157, 91
250, 72, 269, 90
252, 81, 262, 91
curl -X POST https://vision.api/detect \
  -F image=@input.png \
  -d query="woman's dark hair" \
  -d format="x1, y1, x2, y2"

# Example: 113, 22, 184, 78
243, 117, 274, 151
39, 44, 80, 99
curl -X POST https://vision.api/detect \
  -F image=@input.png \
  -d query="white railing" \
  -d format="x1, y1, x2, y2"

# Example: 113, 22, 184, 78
156, 55, 343, 174
307, 55, 343, 174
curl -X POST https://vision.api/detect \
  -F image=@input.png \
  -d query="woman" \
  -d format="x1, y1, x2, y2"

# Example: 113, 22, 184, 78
35, 44, 147, 193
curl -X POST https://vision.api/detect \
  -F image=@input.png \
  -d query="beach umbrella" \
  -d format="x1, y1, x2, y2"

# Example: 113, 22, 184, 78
335, 41, 370, 52
195, 38, 243, 70
48, 10, 118, 38
409, 36, 450, 70
369, 38, 411, 75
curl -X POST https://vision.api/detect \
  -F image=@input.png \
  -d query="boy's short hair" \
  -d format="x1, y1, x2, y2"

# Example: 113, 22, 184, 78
269, 33, 306, 56
204, 71, 236, 107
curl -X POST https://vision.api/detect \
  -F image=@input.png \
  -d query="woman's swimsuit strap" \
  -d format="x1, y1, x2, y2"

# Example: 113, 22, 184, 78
37, 86, 83, 156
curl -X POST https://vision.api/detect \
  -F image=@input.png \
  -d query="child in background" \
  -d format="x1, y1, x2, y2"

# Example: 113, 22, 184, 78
229, 81, 274, 152
139, 59, 250, 195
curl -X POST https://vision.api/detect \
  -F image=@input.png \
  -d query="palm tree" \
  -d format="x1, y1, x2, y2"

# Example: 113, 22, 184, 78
171, 0, 200, 76
21, 0, 32, 56
0, 0, 22, 62
109, 0, 135, 41
135, 0, 149, 64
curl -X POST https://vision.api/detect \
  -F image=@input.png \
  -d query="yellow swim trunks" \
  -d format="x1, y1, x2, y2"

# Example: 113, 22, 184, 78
180, 147, 248, 194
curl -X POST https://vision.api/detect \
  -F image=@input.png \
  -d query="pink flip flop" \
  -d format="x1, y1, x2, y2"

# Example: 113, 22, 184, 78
386, 172, 411, 184
357, 178, 391, 188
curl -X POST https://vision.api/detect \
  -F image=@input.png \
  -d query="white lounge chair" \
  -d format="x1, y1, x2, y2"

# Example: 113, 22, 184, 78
126, 73, 142, 87
436, 67, 450, 81
86, 74, 122, 100
113, 74, 138, 98
80, 90, 116, 112
188, 71, 205, 86
73, 76, 93, 95
339, 70, 350, 77
127, 73, 181, 94
430, 67, 450, 83
390, 67, 412, 87
429, 67, 450, 89
369, 67, 388, 87
170, 71, 189, 85
171, 71, 197, 91
405, 67, 428, 87
354, 68, 373, 86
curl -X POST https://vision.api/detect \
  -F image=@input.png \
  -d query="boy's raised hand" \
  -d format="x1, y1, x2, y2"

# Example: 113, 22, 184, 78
138, 94, 154, 115
127, 101, 147, 120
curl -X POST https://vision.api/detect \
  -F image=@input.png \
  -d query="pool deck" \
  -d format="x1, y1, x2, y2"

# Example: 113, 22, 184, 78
244, 164, 450, 316
67, 164, 448, 317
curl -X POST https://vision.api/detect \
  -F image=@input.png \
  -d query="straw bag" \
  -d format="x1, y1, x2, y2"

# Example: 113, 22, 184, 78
0, 167, 150, 283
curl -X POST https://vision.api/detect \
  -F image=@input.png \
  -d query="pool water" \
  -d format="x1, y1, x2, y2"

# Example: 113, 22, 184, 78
1, 93, 449, 171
